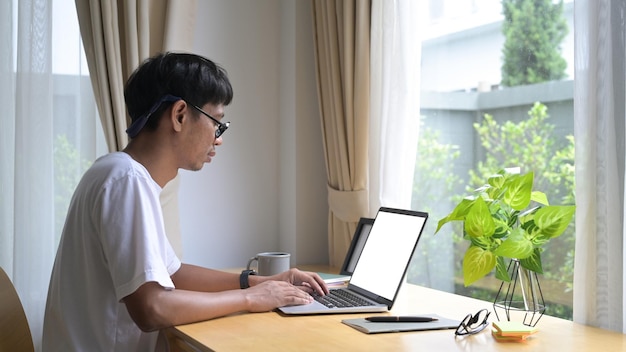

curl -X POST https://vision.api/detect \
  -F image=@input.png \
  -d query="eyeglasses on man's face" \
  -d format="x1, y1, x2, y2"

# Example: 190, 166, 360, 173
455, 309, 491, 336
125, 94, 230, 139
188, 102, 230, 139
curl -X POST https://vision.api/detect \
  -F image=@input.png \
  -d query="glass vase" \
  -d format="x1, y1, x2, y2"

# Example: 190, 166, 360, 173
492, 259, 545, 327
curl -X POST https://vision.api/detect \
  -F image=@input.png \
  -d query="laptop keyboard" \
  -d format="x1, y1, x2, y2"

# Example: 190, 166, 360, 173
313, 289, 375, 308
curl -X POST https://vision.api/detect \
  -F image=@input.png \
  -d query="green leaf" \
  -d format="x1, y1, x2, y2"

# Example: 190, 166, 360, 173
435, 216, 451, 235
534, 205, 575, 239
506, 210, 519, 228
531, 191, 549, 206
463, 246, 496, 286
504, 172, 533, 210
464, 197, 496, 238
492, 217, 510, 238
530, 232, 550, 246
488, 173, 505, 189
495, 256, 511, 282
435, 198, 475, 234
469, 234, 497, 250
493, 228, 534, 259
520, 249, 543, 274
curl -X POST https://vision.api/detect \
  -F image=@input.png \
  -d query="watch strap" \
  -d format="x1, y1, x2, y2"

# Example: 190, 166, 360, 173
240, 269, 257, 289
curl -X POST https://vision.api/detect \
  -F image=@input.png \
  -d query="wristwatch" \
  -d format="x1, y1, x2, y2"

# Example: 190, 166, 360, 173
240, 269, 257, 289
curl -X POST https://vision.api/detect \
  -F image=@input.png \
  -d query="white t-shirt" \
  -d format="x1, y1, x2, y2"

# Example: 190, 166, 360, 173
43, 152, 182, 351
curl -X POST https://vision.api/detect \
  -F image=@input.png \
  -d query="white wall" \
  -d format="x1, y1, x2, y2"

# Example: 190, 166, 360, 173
179, 0, 328, 269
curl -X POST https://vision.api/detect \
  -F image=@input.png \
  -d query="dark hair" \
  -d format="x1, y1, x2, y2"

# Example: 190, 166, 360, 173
124, 52, 233, 135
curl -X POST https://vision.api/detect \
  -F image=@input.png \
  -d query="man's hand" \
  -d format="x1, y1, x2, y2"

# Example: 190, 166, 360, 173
243, 280, 314, 312
270, 268, 329, 296
243, 268, 329, 311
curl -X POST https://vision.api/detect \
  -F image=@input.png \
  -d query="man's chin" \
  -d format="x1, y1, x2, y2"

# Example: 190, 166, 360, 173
187, 162, 206, 172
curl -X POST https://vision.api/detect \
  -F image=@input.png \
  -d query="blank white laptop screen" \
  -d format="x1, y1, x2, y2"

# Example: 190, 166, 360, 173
348, 209, 427, 301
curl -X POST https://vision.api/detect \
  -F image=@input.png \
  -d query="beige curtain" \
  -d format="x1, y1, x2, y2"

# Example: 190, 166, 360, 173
75, 0, 197, 152
75, 0, 197, 257
311, 0, 371, 266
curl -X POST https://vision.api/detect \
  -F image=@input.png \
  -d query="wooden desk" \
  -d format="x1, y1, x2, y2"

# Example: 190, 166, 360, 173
164, 268, 626, 351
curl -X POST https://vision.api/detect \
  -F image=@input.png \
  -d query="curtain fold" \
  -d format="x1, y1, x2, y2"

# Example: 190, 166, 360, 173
75, 0, 126, 151
573, 0, 626, 333
311, 0, 420, 266
75, 0, 197, 152
6, 2, 55, 349
311, 0, 371, 266
75, 0, 197, 258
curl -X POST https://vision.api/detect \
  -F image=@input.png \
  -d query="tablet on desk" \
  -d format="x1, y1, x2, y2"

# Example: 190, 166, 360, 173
342, 314, 460, 334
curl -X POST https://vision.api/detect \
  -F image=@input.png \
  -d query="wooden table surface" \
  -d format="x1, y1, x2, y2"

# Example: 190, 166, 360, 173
164, 266, 626, 351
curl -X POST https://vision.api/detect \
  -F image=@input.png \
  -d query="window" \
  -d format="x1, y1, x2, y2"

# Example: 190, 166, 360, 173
1, 0, 106, 345
52, 0, 108, 241
407, 0, 575, 320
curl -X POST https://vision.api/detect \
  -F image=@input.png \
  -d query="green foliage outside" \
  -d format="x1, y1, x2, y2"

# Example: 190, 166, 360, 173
408, 119, 463, 288
412, 118, 463, 210
53, 134, 92, 243
501, 0, 568, 86
454, 283, 573, 319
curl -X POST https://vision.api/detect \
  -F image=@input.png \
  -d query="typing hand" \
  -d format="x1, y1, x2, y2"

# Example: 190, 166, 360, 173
244, 280, 313, 311
272, 268, 329, 296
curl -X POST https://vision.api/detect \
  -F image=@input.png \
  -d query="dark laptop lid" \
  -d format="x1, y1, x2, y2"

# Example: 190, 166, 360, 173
340, 217, 374, 276
347, 207, 428, 308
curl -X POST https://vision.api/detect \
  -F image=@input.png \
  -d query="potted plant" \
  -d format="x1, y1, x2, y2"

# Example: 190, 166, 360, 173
435, 168, 575, 287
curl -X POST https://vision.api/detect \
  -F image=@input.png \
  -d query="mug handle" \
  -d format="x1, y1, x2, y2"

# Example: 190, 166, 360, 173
246, 256, 258, 271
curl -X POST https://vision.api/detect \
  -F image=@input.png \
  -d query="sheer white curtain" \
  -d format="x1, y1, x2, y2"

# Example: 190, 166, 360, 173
0, 0, 104, 349
369, 0, 421, 211
573, 0, 626, 333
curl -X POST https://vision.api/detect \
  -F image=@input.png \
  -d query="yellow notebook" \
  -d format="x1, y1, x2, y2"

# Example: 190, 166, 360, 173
491, 321, 538, 342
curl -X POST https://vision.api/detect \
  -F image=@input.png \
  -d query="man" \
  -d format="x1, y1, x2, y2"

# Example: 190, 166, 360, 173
43, 52, 328, 351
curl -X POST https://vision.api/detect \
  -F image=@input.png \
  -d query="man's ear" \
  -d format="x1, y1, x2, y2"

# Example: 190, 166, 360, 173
170, 100, 187, 132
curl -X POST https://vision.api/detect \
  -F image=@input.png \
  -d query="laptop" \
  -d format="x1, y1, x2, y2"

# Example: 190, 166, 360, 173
278, 207, 428, 315
339, 217, 374, 276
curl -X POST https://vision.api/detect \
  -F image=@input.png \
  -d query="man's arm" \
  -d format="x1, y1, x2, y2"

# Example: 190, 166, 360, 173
123, 278, 312, 332
170, 263, 242, 291
123, 264, 328, 332
170, 264, 328, 295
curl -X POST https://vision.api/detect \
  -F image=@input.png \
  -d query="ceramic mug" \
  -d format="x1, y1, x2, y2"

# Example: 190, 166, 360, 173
246, 252, 291, 276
